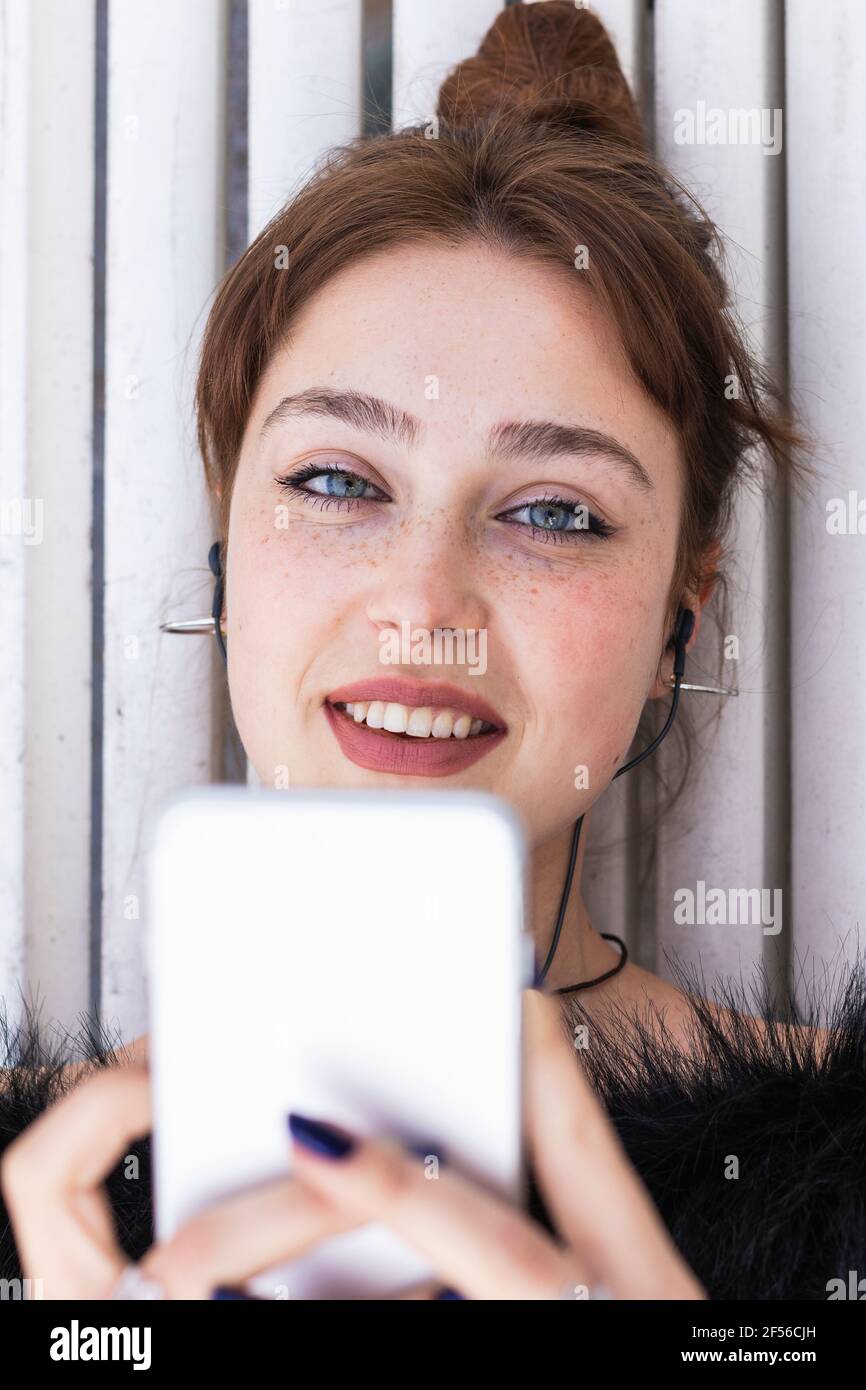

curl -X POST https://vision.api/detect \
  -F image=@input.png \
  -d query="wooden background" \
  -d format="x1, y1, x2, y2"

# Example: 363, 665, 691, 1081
1, 0, 863, 1042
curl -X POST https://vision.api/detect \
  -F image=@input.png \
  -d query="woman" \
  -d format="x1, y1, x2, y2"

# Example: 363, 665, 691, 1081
2, 1, 865, 1301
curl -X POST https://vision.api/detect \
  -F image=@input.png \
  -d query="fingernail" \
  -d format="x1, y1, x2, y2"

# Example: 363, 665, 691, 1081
287, 1111, 356, 1158
434, 1286, 465, 1300
211, 1286, 261, 1300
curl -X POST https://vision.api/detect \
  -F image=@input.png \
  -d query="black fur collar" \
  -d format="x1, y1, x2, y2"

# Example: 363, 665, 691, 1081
529, 955, 866, 1300
3, 957, 866, 1299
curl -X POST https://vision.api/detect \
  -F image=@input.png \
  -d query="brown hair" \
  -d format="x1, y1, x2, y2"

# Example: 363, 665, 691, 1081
195, 0, 812, 800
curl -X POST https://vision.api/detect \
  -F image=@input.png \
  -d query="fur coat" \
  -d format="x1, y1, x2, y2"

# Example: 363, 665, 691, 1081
2, 958, 865, 1300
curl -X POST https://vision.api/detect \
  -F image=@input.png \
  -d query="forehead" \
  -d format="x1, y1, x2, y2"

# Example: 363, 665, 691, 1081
244, 240, 681, 491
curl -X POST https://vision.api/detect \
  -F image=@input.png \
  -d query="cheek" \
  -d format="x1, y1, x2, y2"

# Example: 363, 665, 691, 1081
227, 518, 406, 749
226, 516, 328, 717
489, 555, 651, 680
491, 562, 662, 769
232, 513, 365, 635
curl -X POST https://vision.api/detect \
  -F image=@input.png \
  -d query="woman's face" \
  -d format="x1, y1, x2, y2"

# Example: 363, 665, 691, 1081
223, 241, 688, 847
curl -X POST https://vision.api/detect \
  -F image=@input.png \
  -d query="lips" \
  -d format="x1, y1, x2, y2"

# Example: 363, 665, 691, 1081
323, 678, 507, 777
325, 678, 505, 730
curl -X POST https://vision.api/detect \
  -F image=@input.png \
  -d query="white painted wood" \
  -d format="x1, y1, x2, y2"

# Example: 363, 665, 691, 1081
653, 0, 785, 984
24, 0, 96, 1029
3, 0, 865, 1040
102, 0, 227, 1039
0, 0, 30, 1027
392, 0, 503, 130
786, 0, 866, 990
247, 0, 364, 241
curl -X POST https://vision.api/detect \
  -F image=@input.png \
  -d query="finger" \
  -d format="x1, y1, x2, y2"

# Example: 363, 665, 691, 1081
139, 1173, 367, 1300
523, 987, 704, 1299
1, 1062, 152, 1298
287, 1113, 585, 1299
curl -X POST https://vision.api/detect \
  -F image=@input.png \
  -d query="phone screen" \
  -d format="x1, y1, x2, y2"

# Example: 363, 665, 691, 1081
146, 785, 532, 1299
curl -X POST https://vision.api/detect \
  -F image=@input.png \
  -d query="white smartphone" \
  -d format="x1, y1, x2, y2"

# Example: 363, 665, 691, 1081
145, 785, 532, 1300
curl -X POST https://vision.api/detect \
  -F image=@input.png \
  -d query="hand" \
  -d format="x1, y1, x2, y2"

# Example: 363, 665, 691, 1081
282, 989, 705, 1300
0, 1060, 365, 1300
0, 990, 705, 1299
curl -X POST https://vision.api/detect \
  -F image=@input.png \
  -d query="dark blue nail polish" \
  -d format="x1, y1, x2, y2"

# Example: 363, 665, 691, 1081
288, 1111, 356, 1158
434, 1286, 465, 1300
211, 1286, 261, 1300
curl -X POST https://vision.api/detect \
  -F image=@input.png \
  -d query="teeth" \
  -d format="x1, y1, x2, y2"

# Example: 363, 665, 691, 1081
365, 700, 386, 729
406, 706, 433, 737
336, 700, 495, 739
452, 714, 472, 740
431, 710, 454, 738
383, 702, 408, 733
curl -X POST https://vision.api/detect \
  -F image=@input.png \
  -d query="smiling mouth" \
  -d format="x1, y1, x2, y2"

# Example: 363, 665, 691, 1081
328, 700, 501, 742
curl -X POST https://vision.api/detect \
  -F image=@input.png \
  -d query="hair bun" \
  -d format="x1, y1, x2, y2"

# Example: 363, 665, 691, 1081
436, 1, 645, 150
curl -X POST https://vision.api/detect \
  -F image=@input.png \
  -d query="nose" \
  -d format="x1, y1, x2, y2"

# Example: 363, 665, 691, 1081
365, 511, 488, 640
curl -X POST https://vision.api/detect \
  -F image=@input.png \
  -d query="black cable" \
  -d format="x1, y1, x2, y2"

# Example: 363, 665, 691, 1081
551, 932, 629, 995
533, 607, 694, 992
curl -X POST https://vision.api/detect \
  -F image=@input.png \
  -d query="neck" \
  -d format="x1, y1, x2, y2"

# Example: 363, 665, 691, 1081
530, 811, 623, 995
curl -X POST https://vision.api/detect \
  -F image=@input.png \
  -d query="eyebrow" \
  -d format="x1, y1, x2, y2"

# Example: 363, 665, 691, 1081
259, 387, 655, 493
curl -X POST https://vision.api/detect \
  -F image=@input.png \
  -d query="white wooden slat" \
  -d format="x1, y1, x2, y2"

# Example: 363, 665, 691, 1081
2, 0, 862, 1039
102, 0, 227, 1040
653, 0, 785, 983
0, 0, 29, 1026
392, 0, 503, 130
247, 0, 364, 242
786, 0, 866, 987
24, 0, 95, 1028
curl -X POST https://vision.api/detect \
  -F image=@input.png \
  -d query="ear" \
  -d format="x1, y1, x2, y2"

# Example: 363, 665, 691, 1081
647, 542, 721, 700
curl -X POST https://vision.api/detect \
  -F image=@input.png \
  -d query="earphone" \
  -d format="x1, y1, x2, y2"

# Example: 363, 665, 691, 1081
207, 540, 692, 992
209, 541, 228, 666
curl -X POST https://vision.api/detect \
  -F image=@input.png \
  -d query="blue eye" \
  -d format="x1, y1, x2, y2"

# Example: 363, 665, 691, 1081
275, 462, 386, 509
275, 465, 616, 543
500, 497, 616, 543
311, 470, 368, 498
